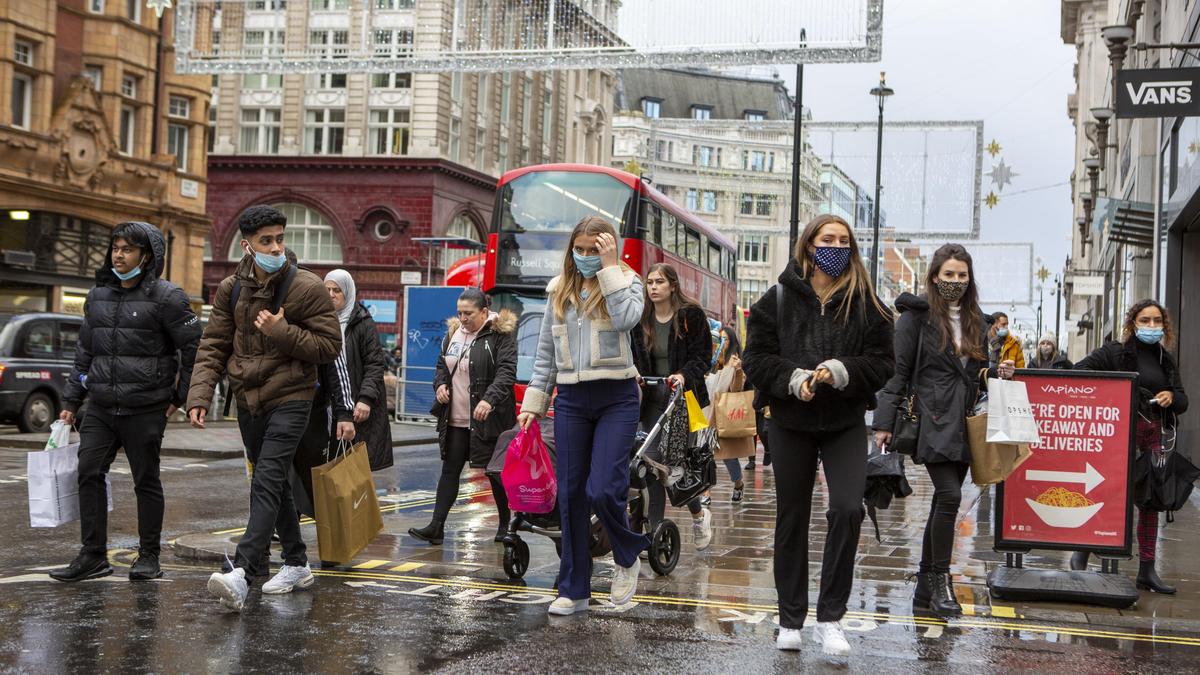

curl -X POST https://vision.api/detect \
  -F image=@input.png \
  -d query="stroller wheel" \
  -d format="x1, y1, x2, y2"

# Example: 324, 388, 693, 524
648, 520, 681, 576
503, 538, 530, 579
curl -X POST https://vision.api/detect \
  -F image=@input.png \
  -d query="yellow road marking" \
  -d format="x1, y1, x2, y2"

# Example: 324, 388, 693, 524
103, 550, 1200, 649
389, 562, 424, 572
990, 605, 1017, 619
353, 560, 393, 570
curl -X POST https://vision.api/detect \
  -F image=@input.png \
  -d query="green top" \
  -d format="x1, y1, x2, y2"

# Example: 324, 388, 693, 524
652, 317, 671, 376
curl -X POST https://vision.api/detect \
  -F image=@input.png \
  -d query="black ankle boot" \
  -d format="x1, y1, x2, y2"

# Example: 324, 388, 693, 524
912, 572, 932, 608
1136, 560, 1177, 594
1069, 551, 1089, 571
408, 522, 445, 545
494, 524, 511, 543
928, 572, 962, 619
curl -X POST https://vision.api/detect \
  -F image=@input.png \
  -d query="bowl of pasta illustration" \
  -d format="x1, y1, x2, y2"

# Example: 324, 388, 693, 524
1025, 487, 1104, 529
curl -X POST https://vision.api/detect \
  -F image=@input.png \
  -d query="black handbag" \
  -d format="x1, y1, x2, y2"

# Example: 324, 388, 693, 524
1133, 448, 1200, 517
889, 328, 924, 456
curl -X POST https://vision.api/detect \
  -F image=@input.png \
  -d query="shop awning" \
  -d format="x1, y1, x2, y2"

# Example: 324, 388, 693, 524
1092, 198, 1155, 248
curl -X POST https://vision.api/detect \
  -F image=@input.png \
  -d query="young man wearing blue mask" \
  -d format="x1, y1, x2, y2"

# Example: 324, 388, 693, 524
988, 311, 1025, 369
186, 204, 350, 610
51, 222, 201, 583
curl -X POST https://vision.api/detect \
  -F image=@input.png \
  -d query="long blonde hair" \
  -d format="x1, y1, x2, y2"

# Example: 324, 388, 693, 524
794, 214, 889, 323
551, 216, 632, 320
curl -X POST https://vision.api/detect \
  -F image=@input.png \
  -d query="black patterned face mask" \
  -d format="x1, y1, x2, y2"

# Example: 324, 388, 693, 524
935, 279, 968, 302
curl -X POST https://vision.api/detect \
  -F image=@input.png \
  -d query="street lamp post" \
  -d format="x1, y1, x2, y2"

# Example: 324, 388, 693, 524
788, 28, 807, 257
1054, 274, 1063, 343
869, 72, 894, 289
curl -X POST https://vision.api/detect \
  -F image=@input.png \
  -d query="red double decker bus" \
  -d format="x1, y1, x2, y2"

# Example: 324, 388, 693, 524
448, 163, 738, 401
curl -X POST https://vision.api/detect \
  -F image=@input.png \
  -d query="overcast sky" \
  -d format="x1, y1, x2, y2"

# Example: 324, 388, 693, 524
778, 0, 1077, 328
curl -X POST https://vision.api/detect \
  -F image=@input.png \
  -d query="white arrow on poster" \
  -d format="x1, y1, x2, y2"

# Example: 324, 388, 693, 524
1025, 462, 1104, 493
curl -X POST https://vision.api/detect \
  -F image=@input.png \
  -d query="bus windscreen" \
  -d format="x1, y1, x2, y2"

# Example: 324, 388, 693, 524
493, 171, 636, 288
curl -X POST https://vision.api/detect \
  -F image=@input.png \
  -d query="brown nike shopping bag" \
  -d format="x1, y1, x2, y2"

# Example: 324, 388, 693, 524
311, 441, 384, 564
967, 413, 1033, 486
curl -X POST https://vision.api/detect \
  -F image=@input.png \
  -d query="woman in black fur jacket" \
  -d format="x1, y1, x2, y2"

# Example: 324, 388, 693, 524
743, 214, 894, 655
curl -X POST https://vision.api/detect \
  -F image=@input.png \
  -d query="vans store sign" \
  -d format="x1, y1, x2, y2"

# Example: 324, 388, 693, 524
1116, 67, 1200, 118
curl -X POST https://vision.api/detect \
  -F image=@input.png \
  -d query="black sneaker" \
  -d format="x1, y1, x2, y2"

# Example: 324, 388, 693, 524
731, 484, 744, 503
129, 552, 163, 581
49, 552, 113, 582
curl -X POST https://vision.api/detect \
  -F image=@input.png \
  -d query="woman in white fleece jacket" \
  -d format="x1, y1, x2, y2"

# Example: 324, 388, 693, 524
518, 215, 649, 617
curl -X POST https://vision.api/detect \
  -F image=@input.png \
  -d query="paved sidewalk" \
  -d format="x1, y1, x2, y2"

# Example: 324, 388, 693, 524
0, 419, 438, 459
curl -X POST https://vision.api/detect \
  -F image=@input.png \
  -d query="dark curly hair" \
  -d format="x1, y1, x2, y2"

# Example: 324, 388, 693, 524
109, 222, 152, 252
1122, 299, 1174, 349
238, 204, 287, 236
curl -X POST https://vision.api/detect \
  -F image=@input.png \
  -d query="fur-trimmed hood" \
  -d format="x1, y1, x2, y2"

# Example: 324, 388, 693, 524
445, 308, 517, 339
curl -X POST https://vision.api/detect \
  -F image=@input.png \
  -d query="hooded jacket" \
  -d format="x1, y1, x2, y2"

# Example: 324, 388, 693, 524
329, 302, 394, 471
630, 304, 713, 409
185, 252, 342, 416
742, 259, 895, 433
63, 222, 201, 416
434, 309, 518, 467
874, 293, 995, 464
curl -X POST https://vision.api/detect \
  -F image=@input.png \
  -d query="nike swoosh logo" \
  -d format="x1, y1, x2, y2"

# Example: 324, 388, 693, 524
353, 492, 367, 509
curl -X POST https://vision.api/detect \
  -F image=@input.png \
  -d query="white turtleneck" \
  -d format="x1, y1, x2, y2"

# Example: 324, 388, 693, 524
948, 303, 963, 349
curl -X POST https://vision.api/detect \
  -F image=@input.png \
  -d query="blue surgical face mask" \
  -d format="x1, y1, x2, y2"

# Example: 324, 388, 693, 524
111, 265, 142, 281
1136, 327, 1164, 345
996, 328, 1009, 338
247, 245, 286, 274
572, 252, 602, 278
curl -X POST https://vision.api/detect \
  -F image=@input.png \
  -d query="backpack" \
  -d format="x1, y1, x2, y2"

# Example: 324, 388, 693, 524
221, 263, 297, 416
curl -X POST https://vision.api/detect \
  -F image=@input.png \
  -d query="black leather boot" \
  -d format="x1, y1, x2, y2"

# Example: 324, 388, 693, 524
1136, 560, 1177, 594
928, 572, 962, 619
408, 521, 445, 545
1069, 551, 1089, 571
494, 524, 511, 543
912, 572, 932, 608
129, 551, 163, 581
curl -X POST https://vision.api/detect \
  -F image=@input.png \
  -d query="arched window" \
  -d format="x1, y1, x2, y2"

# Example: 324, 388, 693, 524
227, 202, 343, 263
442, 212, 483, 269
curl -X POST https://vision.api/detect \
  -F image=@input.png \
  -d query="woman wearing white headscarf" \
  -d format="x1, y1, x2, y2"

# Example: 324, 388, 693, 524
324, 270, 394, 471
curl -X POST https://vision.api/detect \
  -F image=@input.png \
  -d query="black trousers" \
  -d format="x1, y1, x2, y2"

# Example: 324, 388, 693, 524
77, 407, 168, 556
433, 427, 510, 526
920, 461, 969, 574
769, 419, 866, 628
235, 401, 310, 577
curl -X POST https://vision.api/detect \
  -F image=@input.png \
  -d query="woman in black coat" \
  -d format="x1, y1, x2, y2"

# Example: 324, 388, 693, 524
873, 244, 1015, 619
743, 215, 894, 655
323, 270, 394, 472
1068, 299, 1188, 593
630, 263, 714, 551
410, 288, 518, 545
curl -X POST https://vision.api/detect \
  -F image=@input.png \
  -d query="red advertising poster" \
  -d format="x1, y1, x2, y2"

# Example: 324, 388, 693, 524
996, 370, 1136, 553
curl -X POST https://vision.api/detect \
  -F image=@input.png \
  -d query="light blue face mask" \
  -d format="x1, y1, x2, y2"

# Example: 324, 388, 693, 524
111, 265, 142, 281
251, 249, 287, 274
996, 328, 1009, 338
572, 252, 602, 278
1136, 327, 1164, 345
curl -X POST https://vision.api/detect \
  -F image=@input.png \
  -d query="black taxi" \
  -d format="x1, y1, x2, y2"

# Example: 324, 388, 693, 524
0, 313, 84, 433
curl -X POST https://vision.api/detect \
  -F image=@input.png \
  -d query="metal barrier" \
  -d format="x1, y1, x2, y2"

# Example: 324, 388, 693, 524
393, 366, 439, 424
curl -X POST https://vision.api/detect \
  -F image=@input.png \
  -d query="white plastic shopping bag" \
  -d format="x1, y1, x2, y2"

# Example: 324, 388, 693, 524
28, 421, 112, 528
985, 378, 1042, 445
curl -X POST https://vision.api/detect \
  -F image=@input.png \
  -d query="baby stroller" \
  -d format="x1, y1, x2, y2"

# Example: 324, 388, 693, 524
487, 378, 705, 579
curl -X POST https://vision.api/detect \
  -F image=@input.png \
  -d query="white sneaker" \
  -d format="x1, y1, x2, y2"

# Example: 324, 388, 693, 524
207, 568, 248, 611
609, 557, 641, 605
261, 564, 315, 595
813, 620, 851, 656
547, 597, 590, 616
693, 508, 713, 551
776, 627, 804, 651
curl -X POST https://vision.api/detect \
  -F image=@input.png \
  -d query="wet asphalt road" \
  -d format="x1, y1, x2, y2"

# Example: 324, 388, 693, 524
0, 435, 1198, 673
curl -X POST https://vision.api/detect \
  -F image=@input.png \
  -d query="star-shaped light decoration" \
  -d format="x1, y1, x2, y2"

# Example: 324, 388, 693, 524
987, 158, 1017, 192
1189, 140, 1200, 154
1037, 266, 1050, 283
984, 191, 1000, 209
986, 139, 1002, 157
146, 0, 173, 18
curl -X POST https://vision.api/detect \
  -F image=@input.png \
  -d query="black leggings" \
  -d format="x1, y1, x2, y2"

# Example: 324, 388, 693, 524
920, 461, 970, 573
769, 420, 866, 628
433, 427, 510, 526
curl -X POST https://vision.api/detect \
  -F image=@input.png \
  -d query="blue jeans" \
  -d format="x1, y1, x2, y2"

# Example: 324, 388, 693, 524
553, 378, 650, 600
724, 458, 743, 483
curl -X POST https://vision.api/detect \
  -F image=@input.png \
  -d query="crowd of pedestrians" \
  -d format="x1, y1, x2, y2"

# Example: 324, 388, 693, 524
47, 209, 1189, 656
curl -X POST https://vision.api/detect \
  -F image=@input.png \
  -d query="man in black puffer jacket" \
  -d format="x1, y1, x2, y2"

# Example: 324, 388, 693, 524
50, 222, 201, 583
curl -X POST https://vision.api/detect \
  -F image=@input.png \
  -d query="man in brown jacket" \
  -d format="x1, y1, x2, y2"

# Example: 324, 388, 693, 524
187, 204, 350, 610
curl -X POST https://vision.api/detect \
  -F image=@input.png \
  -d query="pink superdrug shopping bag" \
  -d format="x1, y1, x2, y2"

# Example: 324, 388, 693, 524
501, 420, 558, 514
